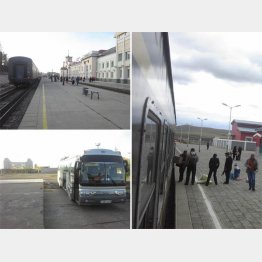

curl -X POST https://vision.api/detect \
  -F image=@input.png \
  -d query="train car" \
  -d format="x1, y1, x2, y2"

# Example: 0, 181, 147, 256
132, 32, 177, 229
8, 56, 41, 87
57, 149, 128, 205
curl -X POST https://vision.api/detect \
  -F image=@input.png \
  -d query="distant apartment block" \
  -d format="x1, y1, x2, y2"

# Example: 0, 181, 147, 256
4, 158, 33, 169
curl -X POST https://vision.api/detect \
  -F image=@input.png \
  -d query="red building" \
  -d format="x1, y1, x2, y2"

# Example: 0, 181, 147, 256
231, 119, 262, 146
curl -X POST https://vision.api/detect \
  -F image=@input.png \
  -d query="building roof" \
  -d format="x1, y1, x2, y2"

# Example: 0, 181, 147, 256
98, 47, 116, 57
232, 119, 262, 126
237, 127, 257, 133
253, 133, 262, 138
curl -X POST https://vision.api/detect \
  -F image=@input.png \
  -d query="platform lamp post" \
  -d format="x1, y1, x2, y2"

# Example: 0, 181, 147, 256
187, 124, 191, 148
222, 103, 241, 151
180, 126, 183, 143
197, 117, 207, 152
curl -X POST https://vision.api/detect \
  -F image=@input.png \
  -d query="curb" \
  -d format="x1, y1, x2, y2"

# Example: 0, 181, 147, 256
79, 82, 130, 95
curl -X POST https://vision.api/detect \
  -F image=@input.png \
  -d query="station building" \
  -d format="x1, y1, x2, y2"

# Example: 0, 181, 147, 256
60, 32, 130, 84
97, 47, 116, 82
4, 158, 33, 169
231, 119, 262, 146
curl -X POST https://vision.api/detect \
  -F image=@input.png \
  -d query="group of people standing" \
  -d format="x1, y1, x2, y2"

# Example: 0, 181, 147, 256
232, 145, 243, 161
177, 147, 258, 191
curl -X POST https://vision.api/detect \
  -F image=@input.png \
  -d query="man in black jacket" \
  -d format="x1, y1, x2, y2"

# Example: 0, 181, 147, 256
184, 148, 199, 185
223, 152, 233, 184
205, 153, 220, 186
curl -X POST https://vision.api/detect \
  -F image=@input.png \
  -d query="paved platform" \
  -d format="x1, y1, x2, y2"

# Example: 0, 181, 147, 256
19, 78, 130, 129
0, 179, 44, 229
175, 142, 262, 229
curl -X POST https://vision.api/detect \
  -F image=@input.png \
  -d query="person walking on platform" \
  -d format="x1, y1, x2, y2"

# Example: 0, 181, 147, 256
184, 148, 199, 185
76, 76, 79, 85
223, 152, 233, 184
207, 141, 210, 150
245, 154, 258, 191
178, 150, 188, 182
236, 146, 242, 160
232, 146, 237, 160
206, 153, 220, 186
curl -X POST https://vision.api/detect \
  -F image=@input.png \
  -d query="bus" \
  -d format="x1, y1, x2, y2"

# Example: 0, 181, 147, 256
57, 149, 127, 205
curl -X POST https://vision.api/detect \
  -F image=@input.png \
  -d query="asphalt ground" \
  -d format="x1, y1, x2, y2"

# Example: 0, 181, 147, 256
0, 173, 130, 229
175, 142, 262, 229
0, 179, 44, 229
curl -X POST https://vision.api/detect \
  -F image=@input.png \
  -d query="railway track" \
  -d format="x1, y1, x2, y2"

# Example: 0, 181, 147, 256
0, 87, 18, 100
0, 86, 36, 128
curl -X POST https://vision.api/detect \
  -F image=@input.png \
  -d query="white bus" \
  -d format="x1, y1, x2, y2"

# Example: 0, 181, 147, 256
57, 149, 127, 205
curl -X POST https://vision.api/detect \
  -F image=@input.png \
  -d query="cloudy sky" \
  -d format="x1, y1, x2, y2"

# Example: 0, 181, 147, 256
0, 32, 115, 73
169, 32, 262, 129
0, 130, 131, 169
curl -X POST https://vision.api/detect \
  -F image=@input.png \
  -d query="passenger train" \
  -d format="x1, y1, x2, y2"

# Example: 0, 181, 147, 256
132, 32, 177, 229
8, 56, 41, 87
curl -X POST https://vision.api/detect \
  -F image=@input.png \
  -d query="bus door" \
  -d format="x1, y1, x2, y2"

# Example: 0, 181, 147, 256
74, 161, 81, 202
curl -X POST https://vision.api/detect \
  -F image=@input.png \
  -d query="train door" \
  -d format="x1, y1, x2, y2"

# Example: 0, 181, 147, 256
14, 64, 26, 81
137, 103, 162, 228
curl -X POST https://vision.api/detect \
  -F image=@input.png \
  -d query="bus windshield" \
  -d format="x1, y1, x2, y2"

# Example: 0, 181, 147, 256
80, 162, 125, 186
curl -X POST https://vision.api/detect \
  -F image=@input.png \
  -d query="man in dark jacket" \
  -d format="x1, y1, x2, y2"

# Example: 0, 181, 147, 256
184, 148, 199, 185
178, 150, 188, 182
245, 154, 258, 191
205, 153, 220, 186
223, 152, 233, 184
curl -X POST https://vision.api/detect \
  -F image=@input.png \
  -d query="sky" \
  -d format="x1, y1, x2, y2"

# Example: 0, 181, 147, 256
169, 32, 262, 129
0, 32, 115, 73
0, 130, 131, 169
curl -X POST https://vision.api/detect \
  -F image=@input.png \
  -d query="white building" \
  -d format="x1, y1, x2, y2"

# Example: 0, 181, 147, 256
97, 47, 116, 82
61, 32, 130, 83
81, 50, 103, 79
68, 61, 82, 78
4, 158, 33, 169
115, 32, 130, 83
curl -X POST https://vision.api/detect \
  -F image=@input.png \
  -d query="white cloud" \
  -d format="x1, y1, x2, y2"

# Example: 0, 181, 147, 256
170, 32, 262, 128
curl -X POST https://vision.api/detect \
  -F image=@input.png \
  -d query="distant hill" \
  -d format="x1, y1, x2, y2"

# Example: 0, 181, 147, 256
175, 125, 228, 144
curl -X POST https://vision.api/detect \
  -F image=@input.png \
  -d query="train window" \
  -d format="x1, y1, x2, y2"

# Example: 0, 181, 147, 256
138, 110, 161, 227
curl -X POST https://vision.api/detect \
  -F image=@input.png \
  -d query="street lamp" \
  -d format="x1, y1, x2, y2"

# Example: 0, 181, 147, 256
180, 126, 183, 143
222, 103, 241, 151
187, 124, 191, 148
197, 117, 207, 152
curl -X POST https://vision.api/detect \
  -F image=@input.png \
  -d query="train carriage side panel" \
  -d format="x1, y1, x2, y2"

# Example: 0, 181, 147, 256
132, 32, 176, 229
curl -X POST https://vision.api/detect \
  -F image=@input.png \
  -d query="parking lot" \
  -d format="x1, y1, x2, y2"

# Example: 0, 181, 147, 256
0, 173, 130, 229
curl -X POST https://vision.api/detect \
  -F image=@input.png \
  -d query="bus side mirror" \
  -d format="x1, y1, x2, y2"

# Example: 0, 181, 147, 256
123, 160, 129, 173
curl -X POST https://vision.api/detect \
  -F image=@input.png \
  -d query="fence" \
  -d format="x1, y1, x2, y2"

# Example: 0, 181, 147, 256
213, 138, 256, 151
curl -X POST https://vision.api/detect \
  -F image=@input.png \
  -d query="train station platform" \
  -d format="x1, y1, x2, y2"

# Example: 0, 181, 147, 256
19, 78, 130, 129
0, 179, 44, 229
175, 143, 262, 229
